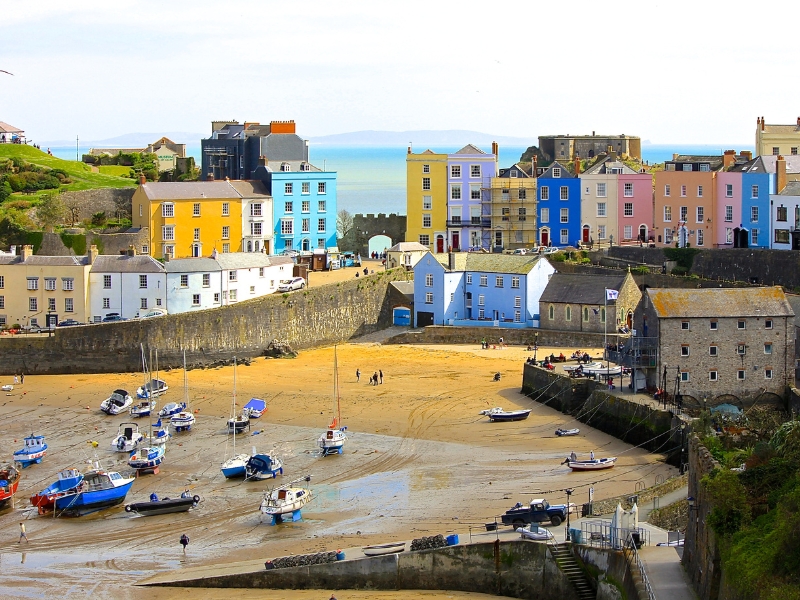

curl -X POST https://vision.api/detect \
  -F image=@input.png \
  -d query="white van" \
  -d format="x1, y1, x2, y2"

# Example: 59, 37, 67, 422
135, 308, 167, 319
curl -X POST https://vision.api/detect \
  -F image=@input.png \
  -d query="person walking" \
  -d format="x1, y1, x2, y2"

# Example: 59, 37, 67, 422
356, 369, 361, 382
372, 372, 378, 386
180, 533, 189, 553
20, 373, 24, 385
379, 370, 383, 384
590, 451, 595, 461
19, 522, 28, 543
13, 375, 18, 385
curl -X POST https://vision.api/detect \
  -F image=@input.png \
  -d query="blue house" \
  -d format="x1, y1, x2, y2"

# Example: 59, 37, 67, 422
536, 162, 581, 248
413, 252, 555, 328
253, 159, 338, 253
734, 157, 772, 248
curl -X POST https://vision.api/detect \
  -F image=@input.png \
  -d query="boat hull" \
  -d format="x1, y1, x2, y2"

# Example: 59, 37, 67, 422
246, 455, 283, 480
362, 543, 405, 556
555, 429, 580, 437
128, 446, 166, 470
125, 495, 199, 516
14, 449, 47, 467
568, 458, 617, 471
0, 466, 21, 507
486, 410, 531, 422
54, 480, 134, 516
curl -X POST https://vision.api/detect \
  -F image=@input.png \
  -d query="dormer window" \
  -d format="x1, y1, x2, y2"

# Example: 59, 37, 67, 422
300, 162, 310, 171
281, 162, 291, 172
699, 164, 710, 172
552, 167, 561, 178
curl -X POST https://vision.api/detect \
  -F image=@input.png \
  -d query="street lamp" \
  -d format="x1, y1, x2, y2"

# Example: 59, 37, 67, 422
46, 310, 53, 337
533, 332, 539, 365
565, 488, 574, 541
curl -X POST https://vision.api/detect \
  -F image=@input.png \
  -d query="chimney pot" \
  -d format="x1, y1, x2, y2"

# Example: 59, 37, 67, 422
761, 117, 765, 131
88, 244, 98, 265
21, 244, 33, 261
139, 173, 147, 185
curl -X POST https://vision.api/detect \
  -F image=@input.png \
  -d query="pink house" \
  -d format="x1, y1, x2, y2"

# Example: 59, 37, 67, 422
617, 172, 654, 243
715, 171, 742, 247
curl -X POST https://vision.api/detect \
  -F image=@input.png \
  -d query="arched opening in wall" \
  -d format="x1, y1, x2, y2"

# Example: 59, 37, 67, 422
436, 235, 445, 253
582, 225, 590, 244
247, 241, 253, 252
368, 234, 392, 257
752, 392, 784, 409
710, 394, 743, 413
540, 228, 550, 247
639, 224, 648, 242
626, 310, 633, 329
302, 238, 310, 251
680, 394, 700, 410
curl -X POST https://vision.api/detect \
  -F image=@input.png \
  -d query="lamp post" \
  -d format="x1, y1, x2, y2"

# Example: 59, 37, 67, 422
46, 310, 53, 337
533, 332, 539, 365
565, 488, 574, 541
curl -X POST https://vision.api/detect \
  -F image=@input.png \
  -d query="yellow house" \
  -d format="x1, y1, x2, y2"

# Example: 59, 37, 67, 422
0, 245, 93, 328
756, 116, 800, 157
132, 181, 270, 259
405, 149, 448, 253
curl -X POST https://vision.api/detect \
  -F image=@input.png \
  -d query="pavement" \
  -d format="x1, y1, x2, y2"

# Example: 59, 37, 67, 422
639, 545, 698, 600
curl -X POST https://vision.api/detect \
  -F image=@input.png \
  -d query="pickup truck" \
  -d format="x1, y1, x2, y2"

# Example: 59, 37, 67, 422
500, 498, 568, 527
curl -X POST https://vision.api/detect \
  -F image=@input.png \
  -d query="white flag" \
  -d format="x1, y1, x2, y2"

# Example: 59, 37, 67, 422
606, 289, 619, 301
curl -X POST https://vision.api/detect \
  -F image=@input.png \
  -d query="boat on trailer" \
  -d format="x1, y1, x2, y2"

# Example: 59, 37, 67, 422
13, 434, 47, 467
479, 407, 532, 422
566, 457, 617, 471
259, 476, 312, 524
125, 491, 200, 516
245, 452, 284, 480
362, 542, 406, 556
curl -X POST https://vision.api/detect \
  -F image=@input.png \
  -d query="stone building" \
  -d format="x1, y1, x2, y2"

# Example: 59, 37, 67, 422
755, 116, 800, 157
636, 287, 794, 408
538, 270, 640, 333
538, 133, 641, 163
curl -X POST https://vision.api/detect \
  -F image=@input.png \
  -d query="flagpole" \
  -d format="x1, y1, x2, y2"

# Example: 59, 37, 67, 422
604, 289, 608, 371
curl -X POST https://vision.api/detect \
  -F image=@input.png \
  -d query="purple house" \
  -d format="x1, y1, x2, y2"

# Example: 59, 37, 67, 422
446, 144, 497, 251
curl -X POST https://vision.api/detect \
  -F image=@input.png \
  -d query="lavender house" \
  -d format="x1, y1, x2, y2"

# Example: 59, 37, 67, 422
446, 144, 497, 251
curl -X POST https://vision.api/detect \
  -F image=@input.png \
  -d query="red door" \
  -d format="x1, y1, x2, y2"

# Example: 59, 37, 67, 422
541, 230, 549, 246
583, 226, 590, 243
436, 235, 445, 253
452, 232, 460, 251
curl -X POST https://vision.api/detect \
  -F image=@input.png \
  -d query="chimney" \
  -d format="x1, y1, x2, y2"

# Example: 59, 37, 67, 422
723, 149, 736, 168
592, 130, 595, 136
532, 155, 538, 173
607, 145, 613, 155
88, 244, 98, 265
574, 154, 581, 175
408, 146, 412, 155
127, 245, 136, 257
21, 244, 33, 261
258, 155, 268, 167
672, 153, 679, 161
608, 150, 617, 161
761, 116, 765, 131
777, 155, 787, 193
163, 249, 171, 262
742, 150, 753, 161
797, 117, 800, 128
491, 141, 498, 158
139, 173, 146, 185
448, 252, 456, 271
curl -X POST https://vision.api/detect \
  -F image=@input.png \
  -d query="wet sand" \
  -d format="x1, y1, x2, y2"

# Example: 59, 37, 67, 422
0, 341, 676, 599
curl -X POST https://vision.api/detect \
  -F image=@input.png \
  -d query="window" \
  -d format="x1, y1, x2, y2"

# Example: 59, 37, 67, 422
793, 148, 799, 156
300, 200, 310, 213
425, 292, 433, 304
765, 319, 773, 329
64, 297, 73, 312
479, 275, 488, 286
664, 228, 673, 243
681, 345, 690, 356
221, 202, 229, 216
722, 184, 732, 199
540, 208, 549, 223
597, 202, 606, 217
470, 184, 481, 200
139, 275, 147, 289
229, 289, 237, 301
62, 278, 74, 291
202, 273, 210, 287
749, 184, 759, 199
419, 234, 430, 246
697, 185, 703, 198
541, 187, 549, 201
422, 177, 431, 190
193, 227, 200, 241
696, 206, 704, 223
478, 294, 485, 306
192, 294, 201, 306
710, 320, 718, 330
45, 277, 56, 291
624, 225, 632, 239
764, 343, 773, 355
465, 164, 479, 178
27, 297, 36, 312
162, 225, 174, 241
140, 297, 148, 309
102, 298, 110, 309
318, 200, 327, 213
180, 274, 189, 287
596, 183, 606, 197
422, 195, 432, 210
250, 203, 263, 217
465, 274, 473, 285
27, 277, 38, 290
495, 276, 503, 288
552, 167, 561, 178
681, 321, 689, 330
681, 372, 689, 382
425, 273, 433, 287
222, 225, 230, 239
777, 206, 788, 222
598, 225, 606, 239
682, 164, 692, 172
560, 208, 569, 223
451, 165, 461, 178
192, 203, 200, 217
566, 306, 572, 321
776, 229, 790, 244
664, 206, 672, 222
139, 204, 142, 217
680, 206, 688, 221
163, 244, 174, 257
301, 182, 310, 195
624, 202, 633, 217
301, 218, 310, 233
548, 305, 555, 320
560, 186, 568, 200
229, 270, 237, 282
423, 164, 430, 174
664, 184, 671, 197
560, 229, 569, 244
765, 368, 773, 379
450, 185, 462, 200
709, 345, 718, 356
583, 307, 589, 322
751, 228, 758, 245
0, 276, 3, 288
697, 229, 704, 246
725, 205, 733, 222
624, 182, 633, 197
680, 185, 686, 197
511, 276, 520, 289
738, 320, 746, 329
726, 227, 734, 244
738, 370, 746, 380
709, 371, 718, 381
251, 222, 262, 236
48, 297, 56, 311
318, 182, 327, 194
514, 296, 521, 308
284, 183, 293, 195
162, 203, 174, 218
422, 214, 431, 228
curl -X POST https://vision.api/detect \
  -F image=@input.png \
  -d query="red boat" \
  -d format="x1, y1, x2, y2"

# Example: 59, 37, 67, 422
0, 464, 21, 508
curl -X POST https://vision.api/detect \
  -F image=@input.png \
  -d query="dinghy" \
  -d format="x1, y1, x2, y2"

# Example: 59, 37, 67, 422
517, 524, 554, 541
130, 400, 157, 418
555, 428, 580, 437
362, 542, 406, 556
243, 398, 266, 418
125, 490, 199, 516
566, 456, 617, 471
479, 407, 532, 422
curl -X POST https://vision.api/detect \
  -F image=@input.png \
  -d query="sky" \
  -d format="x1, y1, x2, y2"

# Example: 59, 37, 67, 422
2, 0, 800, 145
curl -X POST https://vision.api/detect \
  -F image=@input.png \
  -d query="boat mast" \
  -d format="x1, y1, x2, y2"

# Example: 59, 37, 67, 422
183, 349, 189, 408
334, 345, 341, 428
232, 356, 237, 453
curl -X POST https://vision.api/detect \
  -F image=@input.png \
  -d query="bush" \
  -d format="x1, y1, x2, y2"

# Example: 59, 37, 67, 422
671, 266, 689, 276
632, 265, 650, 274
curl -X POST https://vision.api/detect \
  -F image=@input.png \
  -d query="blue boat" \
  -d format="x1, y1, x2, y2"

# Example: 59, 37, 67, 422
128, 445, 166, 471
52, 469, 135, 516
158, 402, 186, 418
245, 453, 284, 480
13, 434, 47, 467
243, 398, 266, 418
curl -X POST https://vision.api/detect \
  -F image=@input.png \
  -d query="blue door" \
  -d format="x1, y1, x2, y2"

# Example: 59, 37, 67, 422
393, 307, 411, 326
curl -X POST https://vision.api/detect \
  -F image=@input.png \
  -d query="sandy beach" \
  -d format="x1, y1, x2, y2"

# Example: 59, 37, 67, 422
0, 334, 677, 599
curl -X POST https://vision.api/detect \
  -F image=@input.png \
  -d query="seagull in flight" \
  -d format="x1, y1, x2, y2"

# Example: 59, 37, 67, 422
0, 70, 13, 76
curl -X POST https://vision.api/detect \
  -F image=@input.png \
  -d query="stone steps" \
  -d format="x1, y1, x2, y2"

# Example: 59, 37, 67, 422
549, 542, 596, 600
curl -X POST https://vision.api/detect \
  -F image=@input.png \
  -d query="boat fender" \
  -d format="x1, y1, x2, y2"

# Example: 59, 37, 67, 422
193, 495, 200, 503
125, 505, 132, 512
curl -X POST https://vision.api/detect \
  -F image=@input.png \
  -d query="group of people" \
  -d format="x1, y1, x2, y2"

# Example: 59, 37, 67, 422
369, 251, 386, 260
354, 267, 372, 278
13, 373, 24, 385
356, 369, 383, 385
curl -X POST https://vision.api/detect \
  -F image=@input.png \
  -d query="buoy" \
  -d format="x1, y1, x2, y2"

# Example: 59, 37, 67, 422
194, 409, 199, 413
86, 406, 90, 410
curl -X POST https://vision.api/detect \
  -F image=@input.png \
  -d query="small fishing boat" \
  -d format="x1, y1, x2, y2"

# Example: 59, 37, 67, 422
158, 402, 186, 418
517, 524, 554, 541
32, 467, 135, 516
125, 490, 200, 516
260, 476, 312, 524
362, 542, 406, 556
245, 452, 284, 480
318, 346, 347, 456
243, 398, 266, 418
566, 457, 617, 471
137, 378, 168, 399
1, 384, 13, 392
555, 428, 580, 437
583, 364, 624, 376
111, 422, 143, 453
128, 444, 166, 471
479, 407, 532, 422
100, 389, 133, 415
13, 434, 47, 467
0, 464, 21, 508
563, 362, 604, 372
130, 400, 157, 418
170, 350, 195, 432
227, 409, 251, 433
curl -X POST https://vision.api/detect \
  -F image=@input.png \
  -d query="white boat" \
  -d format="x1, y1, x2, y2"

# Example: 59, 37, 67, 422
13, 433, 47, 467
259, 476, 312, 524
111, 422, 143, 452
563, 362, 604, 372
362, 542, 406, 556
243, 398, 266, 418
227, 409, 251, 433
171, 350, 195, 432
136, 379, 168, 399
583, 364, 624, 376
555, 428, 580, 437
245, 451, 284, 480
318, 346, 347, 456
479, 407, 532, 422
1, 384, 13, 392
158, 402, 186, 418
566, 456, 617, 471
128, 444, 165, 471
100, 389, 133, 415
517, 524, 554, 541
149, 418, 171, 445
130, 399, 157, 418
221, 357, 250, 478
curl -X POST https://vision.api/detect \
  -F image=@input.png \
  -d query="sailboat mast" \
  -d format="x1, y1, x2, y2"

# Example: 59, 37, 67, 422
335, 345, 341, 426
183, 349, 189, 406
232, 356, 237, 452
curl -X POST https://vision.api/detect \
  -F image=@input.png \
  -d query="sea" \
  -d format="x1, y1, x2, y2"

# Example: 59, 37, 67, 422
49, 143, 752, 217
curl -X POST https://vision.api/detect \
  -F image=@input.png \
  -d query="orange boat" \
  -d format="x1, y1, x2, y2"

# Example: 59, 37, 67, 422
0, 464, 21, 508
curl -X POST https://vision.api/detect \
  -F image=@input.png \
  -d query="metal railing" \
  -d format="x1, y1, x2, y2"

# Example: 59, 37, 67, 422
623, 531, 656, 600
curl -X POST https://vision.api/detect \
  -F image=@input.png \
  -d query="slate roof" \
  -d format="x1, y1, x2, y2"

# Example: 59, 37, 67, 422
647, 287, 794, 318
452, 144, 487, 155
227, 180, 270, 196
139, 181, 271, 200
214, 253, 277, 270
269, 161, 322, 173
761, 124, 800, 134
583, 155, 637, 175
738, 155, 800, 174
498, 163, 534, 178
164, 257, 221, 273
0, 255, 87, 266
778, 181, 800, 196
539, 161, 576, 178
164, 253, 293, 273
388, 242, 429, 252
91, 255, 165, 273
539, 273, 625, 305
433, 253, 548, 275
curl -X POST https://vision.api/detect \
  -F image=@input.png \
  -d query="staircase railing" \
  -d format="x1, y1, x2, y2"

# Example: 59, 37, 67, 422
624, 532, 655, 600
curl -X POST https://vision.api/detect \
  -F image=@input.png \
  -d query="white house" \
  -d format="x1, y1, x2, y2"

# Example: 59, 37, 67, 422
238, 182, 274, 253
88, 252, 167, 321
770, 181, 800, 250
164, 252, 294, 314
386, 241, 429, 270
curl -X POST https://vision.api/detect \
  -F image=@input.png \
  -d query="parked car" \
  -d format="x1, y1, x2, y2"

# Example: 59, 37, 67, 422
276, 277, 306, 292
135, 308, 167, 319
280, 249, 300, 258
500, 498, 569, 528
21, 324, 54, 333
101, 313, 126, 323
512, 248, 528, 255
57, 319, 82, 327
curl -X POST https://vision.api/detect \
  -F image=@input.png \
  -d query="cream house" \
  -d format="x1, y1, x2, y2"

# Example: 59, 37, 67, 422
755, 117, 800, 157
0, 245, 94, 328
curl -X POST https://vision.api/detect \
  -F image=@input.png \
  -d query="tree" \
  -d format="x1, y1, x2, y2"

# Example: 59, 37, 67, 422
35, 193, 66, 232
337, 209, 354, 242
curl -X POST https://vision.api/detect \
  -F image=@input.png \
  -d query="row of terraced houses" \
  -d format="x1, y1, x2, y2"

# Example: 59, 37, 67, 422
405, 118, 800, 252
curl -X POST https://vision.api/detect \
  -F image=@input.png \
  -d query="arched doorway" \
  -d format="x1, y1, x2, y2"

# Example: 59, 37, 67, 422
436, 235, 445, 253
639, 225, 648, 242
540, 228, 550, 246
247, 241, 253, 252
627, 310, 633, 329
302, 238, 310, 251
368, 234, 392, 257
582, 225, 590, 244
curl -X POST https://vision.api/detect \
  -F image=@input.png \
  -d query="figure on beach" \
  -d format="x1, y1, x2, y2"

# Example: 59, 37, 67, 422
590, 451, 595, 460
180, 533, 189, 553
19, 523, 28, 543
356, 369, 360, 382
379, 370, 383, 384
